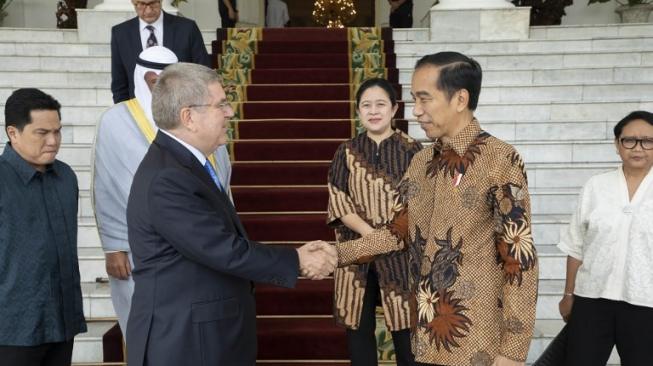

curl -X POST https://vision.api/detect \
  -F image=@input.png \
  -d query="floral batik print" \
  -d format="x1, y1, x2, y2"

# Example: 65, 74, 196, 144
426, 131, 490, 180
424, 289, 472, 352
489, 182, 537, 285
414, 228, 471, 352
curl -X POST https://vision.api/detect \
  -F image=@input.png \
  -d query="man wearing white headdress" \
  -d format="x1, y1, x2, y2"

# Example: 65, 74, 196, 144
92, 46, 233, 338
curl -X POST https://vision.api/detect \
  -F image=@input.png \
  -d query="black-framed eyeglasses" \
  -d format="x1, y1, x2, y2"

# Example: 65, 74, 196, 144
134, 0, 161, 10
187, 102, 233, 113
619, 137, 653, 150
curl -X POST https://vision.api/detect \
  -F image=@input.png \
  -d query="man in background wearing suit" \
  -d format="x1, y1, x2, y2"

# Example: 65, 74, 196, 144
111, 0, 210, 104
126, 62, 336, 366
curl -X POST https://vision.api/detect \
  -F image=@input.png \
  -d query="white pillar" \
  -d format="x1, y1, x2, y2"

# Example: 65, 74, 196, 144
429, 1, 530, 41
435, 0, 514, 10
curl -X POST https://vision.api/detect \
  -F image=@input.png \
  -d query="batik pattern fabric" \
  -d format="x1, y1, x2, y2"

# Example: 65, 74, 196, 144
335, 120, 538, 364
327, 130, 422, 331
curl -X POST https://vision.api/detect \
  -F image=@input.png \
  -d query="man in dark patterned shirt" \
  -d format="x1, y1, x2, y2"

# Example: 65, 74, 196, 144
0, 88, 86, 365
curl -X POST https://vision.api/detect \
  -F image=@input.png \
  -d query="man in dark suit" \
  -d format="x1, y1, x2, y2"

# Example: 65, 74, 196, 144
126, 62, 336, 366
111, 0, 211, 104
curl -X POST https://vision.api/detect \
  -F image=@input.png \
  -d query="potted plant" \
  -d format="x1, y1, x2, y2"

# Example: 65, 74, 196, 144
588, 0, 653, 23
0, 0, 14, 26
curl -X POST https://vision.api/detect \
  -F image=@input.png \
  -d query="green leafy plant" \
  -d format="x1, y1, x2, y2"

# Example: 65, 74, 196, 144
588, 0, 652, 5
0, 0, 13, 9
171, 0, 188, 7
1, 0, 14, 19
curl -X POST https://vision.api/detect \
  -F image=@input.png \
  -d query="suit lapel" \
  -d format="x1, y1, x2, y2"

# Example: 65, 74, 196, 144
153, 131, 248, 238
130, 17, 143, 54
162, 11, 174, 50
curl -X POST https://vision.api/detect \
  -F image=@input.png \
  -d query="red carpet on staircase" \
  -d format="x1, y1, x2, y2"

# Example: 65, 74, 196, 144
214, 26, 405, 365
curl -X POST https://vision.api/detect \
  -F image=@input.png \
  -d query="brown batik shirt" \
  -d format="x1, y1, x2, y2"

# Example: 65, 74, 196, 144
327, 129, 422, 331
335, 119, 538, 365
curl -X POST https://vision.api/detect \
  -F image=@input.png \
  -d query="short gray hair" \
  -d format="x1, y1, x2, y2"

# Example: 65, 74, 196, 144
152, 62, 222, 130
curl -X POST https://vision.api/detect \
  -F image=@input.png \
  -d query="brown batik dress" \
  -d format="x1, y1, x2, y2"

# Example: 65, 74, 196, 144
327, 129, 422, 332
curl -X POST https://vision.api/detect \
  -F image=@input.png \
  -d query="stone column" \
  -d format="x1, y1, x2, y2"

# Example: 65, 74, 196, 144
429, 0, 530, 41
77, 0, 177, 43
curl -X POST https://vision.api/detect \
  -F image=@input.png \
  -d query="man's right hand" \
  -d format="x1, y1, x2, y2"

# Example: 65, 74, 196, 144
105, 251, 131, 280
296, 241, 336, 280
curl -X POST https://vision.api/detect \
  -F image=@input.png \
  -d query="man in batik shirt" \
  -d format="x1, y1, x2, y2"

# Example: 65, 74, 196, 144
334, 52, 538, 366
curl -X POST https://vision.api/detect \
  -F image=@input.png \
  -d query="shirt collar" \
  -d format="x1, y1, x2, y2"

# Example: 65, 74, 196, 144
438, 118, 482, 156
1, 144, 58, 184
139, 11, 163, 31
159, 129, 207, 166
360, 128, 401, 145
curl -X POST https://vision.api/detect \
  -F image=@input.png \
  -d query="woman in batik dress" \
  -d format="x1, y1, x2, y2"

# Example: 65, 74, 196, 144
327, 78, 422, 366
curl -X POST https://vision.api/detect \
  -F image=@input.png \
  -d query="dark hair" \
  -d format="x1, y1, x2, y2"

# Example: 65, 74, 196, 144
4, 88, 61, 133
414, 52, 482, 111
613, 111, 653, 139
355, 78, 397, 108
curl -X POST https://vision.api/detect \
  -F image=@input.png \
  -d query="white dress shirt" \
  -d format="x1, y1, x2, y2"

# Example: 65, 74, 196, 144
139, 13, 164, 51
159, 129, 207, 166
558, 166, 653, 308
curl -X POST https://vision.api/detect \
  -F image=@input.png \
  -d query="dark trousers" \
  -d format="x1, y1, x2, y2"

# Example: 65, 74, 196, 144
220, 13, 236, 28
346, 268, 416, 366
565, 296, 653, 366
0, 340, 74, 366
389, 4, 413, 28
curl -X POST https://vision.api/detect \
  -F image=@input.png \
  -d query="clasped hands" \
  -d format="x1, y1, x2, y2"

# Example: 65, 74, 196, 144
296, 241, 337, 280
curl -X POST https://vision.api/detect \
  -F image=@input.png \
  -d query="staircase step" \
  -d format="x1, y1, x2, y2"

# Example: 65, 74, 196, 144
216, 27, 389, 43
241, 213, 335, 242
232, 162, 331, 185
403, 83, 653, 105
234, 186, 328, 212
72, 320, 115, 363
213, 39, 394, 54
257, 317, 348, 360
395, 37, 653, 57
256, 279, 334, 316
406, 100, 653, 125
529, 23, 653, 40
238, 84, 402, 102
236, 101, 358, 119
232, 140, 343, 161
219, 53, 396, 69
235, 119, 355, 139
221, 68, 399, 84
0, 71, 111, 89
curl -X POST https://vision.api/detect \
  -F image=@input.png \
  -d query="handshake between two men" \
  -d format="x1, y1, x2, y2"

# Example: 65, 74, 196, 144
296, 241, 338, 280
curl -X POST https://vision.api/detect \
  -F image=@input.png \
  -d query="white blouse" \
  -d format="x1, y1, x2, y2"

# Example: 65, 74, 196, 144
558, 166, 653, 308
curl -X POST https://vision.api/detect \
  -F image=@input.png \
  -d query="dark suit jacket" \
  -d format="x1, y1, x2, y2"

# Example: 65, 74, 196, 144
126, 131, 299, 366
110, 12, 211, 103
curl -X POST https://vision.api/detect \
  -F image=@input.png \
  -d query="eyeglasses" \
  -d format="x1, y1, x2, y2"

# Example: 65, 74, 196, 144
134, 0, 161, 10
188, 102, 233, 113
619, 137, 653, 150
